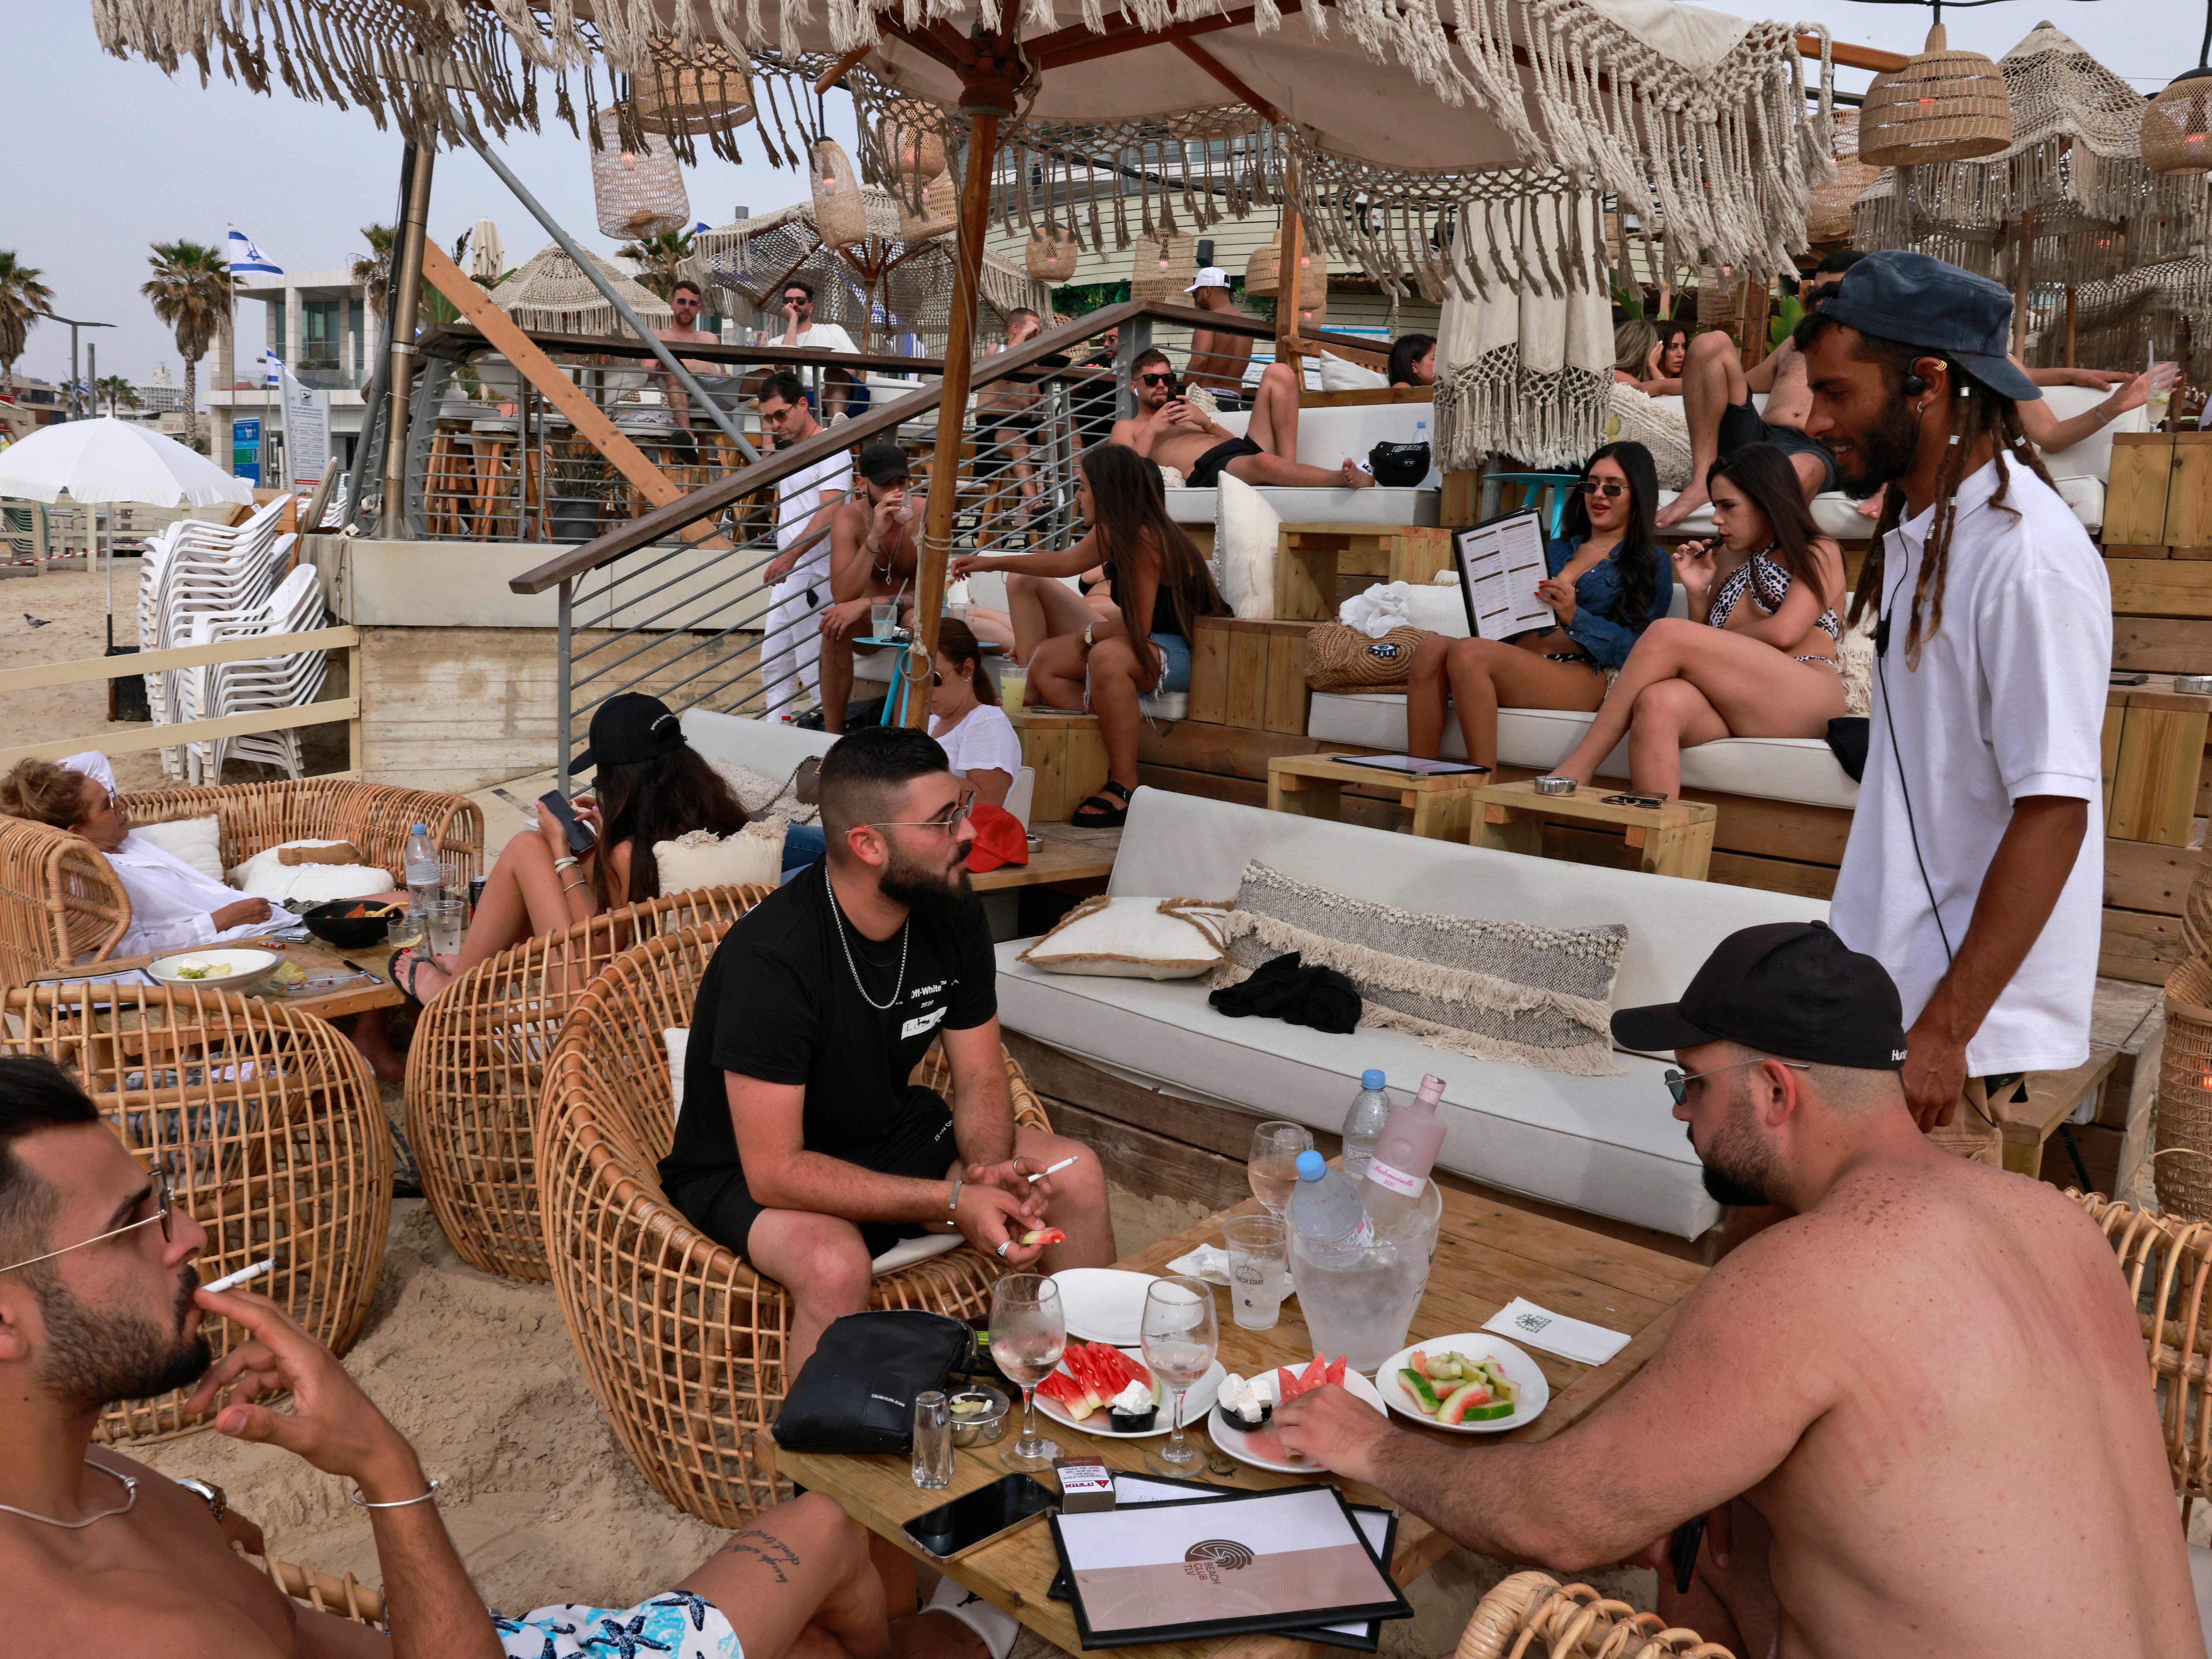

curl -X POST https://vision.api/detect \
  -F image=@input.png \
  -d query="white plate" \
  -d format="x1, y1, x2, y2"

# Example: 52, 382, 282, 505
1374, 1334, 1550, 1434
148, 947, 280, 995
1030, 1345, 1226, 1441
1049, 1268, 1160, 1347
1209, 1364, 1389, 1476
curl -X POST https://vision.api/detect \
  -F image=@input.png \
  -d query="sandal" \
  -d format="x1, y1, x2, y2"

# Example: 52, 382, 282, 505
1071, 780, 1133, 828
388, 946, 431, 1008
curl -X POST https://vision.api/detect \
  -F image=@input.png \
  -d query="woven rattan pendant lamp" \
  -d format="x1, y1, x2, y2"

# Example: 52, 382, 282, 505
2144, 0, 2212, 174
1860, 18, 2013, 167
631, 38, 755, 137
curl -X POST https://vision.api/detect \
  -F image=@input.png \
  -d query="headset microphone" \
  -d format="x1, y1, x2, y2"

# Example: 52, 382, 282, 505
1901, 372, 1926, 397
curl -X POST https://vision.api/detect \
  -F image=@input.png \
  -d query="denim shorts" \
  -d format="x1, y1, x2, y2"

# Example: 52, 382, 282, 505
1148, 632, 1192, 693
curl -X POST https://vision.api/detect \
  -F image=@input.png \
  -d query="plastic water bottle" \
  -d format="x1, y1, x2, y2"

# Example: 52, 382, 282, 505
1289, 1148, 1374, 1254
1414, 418, 1437, 487
404, 824, 442, 924
1340, 1070, 1392, 1181
1364, 1074, 1447, 1235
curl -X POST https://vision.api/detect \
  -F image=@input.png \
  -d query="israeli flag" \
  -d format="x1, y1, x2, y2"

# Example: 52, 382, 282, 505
227, 228, 283, 276
691, 221, 712, 235
263, 350, 283, 388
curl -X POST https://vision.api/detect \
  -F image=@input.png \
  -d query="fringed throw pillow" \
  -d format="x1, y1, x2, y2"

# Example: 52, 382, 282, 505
1207, 863, 1626, 1076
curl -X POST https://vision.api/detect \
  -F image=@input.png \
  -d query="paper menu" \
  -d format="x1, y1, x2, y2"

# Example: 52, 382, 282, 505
1454, 510, 1555, 640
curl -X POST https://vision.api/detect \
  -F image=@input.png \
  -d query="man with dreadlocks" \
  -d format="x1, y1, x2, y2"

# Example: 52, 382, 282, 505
1796, 250, 2109, 1166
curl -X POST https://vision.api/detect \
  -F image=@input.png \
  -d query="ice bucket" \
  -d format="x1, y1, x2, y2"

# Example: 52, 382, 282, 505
1288, 1176, 1444, 1372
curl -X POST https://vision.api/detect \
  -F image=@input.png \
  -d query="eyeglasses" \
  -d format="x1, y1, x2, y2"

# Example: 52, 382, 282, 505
872, 798, 975, 835
1662, 1056, 1810, 1104
1579, 479, 1627, 499
0, 1179, 173, 1276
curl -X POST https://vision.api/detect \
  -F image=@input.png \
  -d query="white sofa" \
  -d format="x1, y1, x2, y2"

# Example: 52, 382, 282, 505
995, 787, 1827, 1240
1163, 403, 1440, 529
1655, 385, 2142, 537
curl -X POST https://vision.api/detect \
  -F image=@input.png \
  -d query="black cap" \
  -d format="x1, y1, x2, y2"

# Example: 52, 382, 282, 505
573, 692, 684, 773
857, 442, 912, 486
1610, 922, 1908, 1072
1818, 250, 2042, 403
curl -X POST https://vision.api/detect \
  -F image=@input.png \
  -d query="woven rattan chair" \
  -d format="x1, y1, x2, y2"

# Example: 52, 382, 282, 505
406, 883, 772, 1281
2075, 1191, 2212, 1505
1458, 1571, 1735, 1658
250, 1550, 385, 1628
2, 982, 392, 1443
536, 917, 1054, 1526
0, 777, 483, 987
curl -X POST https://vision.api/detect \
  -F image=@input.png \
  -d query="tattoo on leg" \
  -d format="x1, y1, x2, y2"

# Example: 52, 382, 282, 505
722, 1528, 801, 1583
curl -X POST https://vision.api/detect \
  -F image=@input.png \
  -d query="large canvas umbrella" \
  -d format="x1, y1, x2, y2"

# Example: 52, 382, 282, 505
490, 241, 675, 337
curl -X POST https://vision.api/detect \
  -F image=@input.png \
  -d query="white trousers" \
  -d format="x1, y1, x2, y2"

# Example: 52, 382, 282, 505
761, 575, 824, 717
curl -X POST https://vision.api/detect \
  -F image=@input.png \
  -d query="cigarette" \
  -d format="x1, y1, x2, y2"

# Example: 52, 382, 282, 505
203, 1259, 274, 1294
1028, 1155, 1079, 1183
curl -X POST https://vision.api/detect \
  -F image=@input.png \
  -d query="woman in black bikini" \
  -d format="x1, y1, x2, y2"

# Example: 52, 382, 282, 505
1549, 442, 1846, 799
950, 443, 1226, 826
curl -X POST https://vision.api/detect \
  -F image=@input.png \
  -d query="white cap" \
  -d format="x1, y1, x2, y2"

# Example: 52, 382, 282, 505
1185, 266, 1230, 292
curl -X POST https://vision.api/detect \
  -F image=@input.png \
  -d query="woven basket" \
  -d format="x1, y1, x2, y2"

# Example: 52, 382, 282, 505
1859, 23, 2012, 168
1806, 110, 1882, 245
632, 39, 754, 136
2075, 1191, 2212, 1502
810, 139, 869, 250
1244, 237, 1281, 298
592, 108, 692, 241
406, 883, 769, 1282
1027, 224, 1082, 284
897, 172, 959, 242
887, 123, 948, 187
3, 984, 391, 1443
2183, 852, 2212, 961
537, 918, 1055, 1526
2145, 70, 2212, 176
1455, 1570, 1732, 1658
2158, 955, 2212, 1220
1131, 229, 1196, 303
1302, 623, 1427, 692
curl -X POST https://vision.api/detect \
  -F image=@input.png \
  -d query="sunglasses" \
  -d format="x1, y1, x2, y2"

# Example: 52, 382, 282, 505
0, 1179, 174, 1276
1662, 1056, 1810, 1105
784, 294, 812, 306
872, 798, 975, 835
1139, 372, 1176, 388
1579, 479, 1628, 499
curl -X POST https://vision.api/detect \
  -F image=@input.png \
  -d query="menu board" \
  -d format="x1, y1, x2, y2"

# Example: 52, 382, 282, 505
1453, 509, 1555, 640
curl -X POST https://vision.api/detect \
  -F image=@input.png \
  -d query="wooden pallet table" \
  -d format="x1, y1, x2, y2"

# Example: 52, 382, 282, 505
1266, 753, 1491, 840
2103, 677, 2212, 846
1467, 779, 1718, 880
1009, 708, 1109, 823
1274, 524, 1455, 622
1994, 1051, 2122, 1184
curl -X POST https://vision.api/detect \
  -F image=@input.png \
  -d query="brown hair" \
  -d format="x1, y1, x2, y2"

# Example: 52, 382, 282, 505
589, 744, 751, 907
1707, 444, 1833, 602
0, 759, 92, 831
934, 619, 996, 706
1080, 443, 1226, 642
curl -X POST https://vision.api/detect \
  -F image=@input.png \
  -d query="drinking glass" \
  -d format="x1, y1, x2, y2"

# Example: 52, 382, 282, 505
911, 1390, 953, 1489
425, 898, 465, 961
1248, 1121, 1312, 1217
870, 601, 896, 638
1139, 1276, 1218, 1476
1221, 1213, 1289, 1331
989, 1274, 1066, 1472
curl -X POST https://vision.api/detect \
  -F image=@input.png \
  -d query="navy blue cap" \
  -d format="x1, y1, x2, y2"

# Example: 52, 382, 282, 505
1817, 250, 2041, 403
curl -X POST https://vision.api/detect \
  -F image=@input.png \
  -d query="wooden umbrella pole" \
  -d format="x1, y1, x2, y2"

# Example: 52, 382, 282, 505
1276, 156, 1306, 363
2009, 208, 2037, 358
908, 40, 1023, 728
2063, 284, 2078, 368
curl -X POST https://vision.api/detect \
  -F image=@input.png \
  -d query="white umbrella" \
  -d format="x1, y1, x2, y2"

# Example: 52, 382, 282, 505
469, 217, 506, 283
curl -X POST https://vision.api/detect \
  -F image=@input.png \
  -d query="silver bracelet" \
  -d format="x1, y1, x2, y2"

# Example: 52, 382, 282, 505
553, 855, 579, 873
350, 1477, 441, 1510
947, 1177, 963, 1215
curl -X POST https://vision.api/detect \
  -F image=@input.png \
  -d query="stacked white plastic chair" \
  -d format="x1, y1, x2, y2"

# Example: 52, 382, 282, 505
182, 563, 329, 781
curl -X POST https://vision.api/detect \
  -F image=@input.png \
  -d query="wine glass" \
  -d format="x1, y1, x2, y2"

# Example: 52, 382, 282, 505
1140, 1275, 1218, 1476
1248, 1121, 1312, 1217
989, 1273, 1066, 1472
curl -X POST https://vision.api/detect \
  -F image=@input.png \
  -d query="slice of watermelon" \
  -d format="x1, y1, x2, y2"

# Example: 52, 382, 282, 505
1104, 1346, 1152, 1395
1036, 1369, 1094, 1419
1325, 1356, 1347, 1388
1065, 1345, 1112, 1408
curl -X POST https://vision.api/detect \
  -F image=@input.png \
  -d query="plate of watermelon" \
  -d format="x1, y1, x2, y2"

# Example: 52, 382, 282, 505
1209, 1354, 1388, 1476
1375, 1333, 1549, 1434
1031, 1340, 1226, 1440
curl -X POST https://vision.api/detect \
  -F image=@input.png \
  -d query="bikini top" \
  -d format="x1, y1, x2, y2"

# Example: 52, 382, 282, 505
1707, 547, 1839, 642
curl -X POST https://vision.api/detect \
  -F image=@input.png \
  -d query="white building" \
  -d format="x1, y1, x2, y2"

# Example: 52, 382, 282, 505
208, 264, 380, 482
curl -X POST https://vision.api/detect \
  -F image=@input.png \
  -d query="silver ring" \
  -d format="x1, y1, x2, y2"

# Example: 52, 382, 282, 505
996, 1241, 1011, 1258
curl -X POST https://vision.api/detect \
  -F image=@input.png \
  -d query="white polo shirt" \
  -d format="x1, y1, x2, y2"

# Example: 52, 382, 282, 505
1829, 459, 2109, 1076
773, 448, 853, 589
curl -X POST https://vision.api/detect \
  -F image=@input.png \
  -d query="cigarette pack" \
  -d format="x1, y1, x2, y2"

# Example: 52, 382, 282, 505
1053, 1456, 1115, 1512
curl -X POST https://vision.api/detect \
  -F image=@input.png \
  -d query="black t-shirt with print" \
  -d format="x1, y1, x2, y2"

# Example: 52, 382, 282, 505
658, 861, 999, 1195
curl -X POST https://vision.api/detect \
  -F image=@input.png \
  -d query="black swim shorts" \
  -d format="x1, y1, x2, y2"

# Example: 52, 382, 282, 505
1717, 400, 1839, 495
1186, 434, 1264, 488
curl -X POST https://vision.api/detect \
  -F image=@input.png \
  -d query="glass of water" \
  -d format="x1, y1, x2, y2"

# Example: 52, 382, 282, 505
990, 1274, 1066, 1472
424, 898, 465, 961
1222, 1213, 1289, 1331
912, 1390, 953, 1489
1140, 1276, 1218, 1476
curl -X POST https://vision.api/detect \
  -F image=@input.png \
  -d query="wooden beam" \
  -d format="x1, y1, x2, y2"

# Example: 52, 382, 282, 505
813, 43, 875, 95
1801, 34, 1909, 73
1172, 38, 1280, 122
1035, 6, 1265, 69
0, 698, 360, 770
1278, 159, 1307, 361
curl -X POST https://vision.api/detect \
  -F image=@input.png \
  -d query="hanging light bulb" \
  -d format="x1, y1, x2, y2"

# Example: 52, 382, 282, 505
2144, 69, 2212, 175
1860, 21, 2012, 168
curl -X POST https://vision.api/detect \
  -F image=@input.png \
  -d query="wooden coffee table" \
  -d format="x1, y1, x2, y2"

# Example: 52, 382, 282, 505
777, 1190, 1705, 1659
1267, 754, 1493, 842
33, 934, 406, 1022
1467, 779, 1719, 880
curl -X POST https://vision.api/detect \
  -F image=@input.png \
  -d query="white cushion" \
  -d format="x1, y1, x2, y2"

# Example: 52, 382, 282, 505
709, 759, 818, 823
2052, 473, 2105, 532
133, 815, 222, 883
1217, 473, 1281, 620
1139, 692, 1190, 721
1658, 490, 1879, 541
870, 1232, 967, 1274
1305, 693, 1860, 810
1166, 486, 1439, 527
231, 840, 394, 905
654, 822, 788, 895
1405, 583, 1471, 637
666, 1026, 691, 1122
1018, 895, 1231, 979
2037, 385, 2145, 482
1319, 353, 1390, 392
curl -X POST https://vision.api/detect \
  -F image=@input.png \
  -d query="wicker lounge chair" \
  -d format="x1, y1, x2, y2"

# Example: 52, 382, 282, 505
2076, 1191, 2212, 1505
2, 982, 392, 1443
536, 916, 1054, 1526
1459, 1571, 1735, 1657
406, 883, 772, 1281
0, 777, 483, 986
250, 1550, 385, 1628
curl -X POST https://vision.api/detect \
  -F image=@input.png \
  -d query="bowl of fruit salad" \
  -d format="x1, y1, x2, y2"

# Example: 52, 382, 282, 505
1376, 1335, 1549, 1433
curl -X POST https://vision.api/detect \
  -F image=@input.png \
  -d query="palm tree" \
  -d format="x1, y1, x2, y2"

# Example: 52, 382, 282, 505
613, 228, 696, 301
351, 223, 395, 314
94, 375, 139, 416
141, 240, 237, 449
0, 250, 56, 394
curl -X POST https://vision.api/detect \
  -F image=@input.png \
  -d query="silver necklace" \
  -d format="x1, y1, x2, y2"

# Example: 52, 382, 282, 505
825, 872, 908, 1012
0, 1459, 137, 1528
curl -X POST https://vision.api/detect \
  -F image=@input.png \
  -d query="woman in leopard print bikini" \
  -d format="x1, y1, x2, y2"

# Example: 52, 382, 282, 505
1550, 442, 1847, 799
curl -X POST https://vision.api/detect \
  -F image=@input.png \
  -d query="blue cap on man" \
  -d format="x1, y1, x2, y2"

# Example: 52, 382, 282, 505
1815, 249, 2043, 404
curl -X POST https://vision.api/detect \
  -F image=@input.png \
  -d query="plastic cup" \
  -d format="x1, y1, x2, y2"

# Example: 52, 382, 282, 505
871, 601, 896, 637
425, 899, 465, 961
1222, 1213, 1290, 1331
999, 670, 1027, 710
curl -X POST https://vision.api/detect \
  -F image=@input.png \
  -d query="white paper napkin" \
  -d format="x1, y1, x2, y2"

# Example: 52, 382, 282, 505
1167, 1243, 1231, 1284
1482, 1298, 1630, 1366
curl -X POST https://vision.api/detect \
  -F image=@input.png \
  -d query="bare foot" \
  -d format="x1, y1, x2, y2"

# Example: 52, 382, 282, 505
1340, 460, 1376, 490
345, 1011, 406, 1084
1655, 485, 1706, 529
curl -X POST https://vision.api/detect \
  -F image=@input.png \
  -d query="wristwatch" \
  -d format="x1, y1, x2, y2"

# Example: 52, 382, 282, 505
175, 1477, 228, 1524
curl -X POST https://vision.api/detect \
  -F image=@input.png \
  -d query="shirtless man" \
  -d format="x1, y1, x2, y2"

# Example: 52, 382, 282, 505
818, 443, 922, 733
1110, 347, 1371, 491
650, 278, 723, 440
0, 1054, 994, 1659
1273, 923, 2201, 1659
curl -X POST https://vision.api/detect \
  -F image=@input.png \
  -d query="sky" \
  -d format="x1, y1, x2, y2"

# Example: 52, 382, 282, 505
0, 0, 2185, 395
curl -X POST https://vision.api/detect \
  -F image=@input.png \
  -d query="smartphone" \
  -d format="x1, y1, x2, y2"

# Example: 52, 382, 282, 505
536, 790, 597, 857
1668, 1515, 1706, 1593
901, 1472, 1057, 1563
1602, 792, 1667, 809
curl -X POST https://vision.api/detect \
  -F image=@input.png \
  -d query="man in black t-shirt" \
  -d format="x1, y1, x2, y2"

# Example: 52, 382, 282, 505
660, 727, 1113, 1376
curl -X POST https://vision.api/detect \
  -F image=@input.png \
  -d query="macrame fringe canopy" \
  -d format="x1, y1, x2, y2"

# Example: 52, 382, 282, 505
490, 242, 674, 338
2033, 256, 2212, 383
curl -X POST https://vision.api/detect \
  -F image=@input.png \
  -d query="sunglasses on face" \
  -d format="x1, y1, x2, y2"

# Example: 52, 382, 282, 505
1579, 479, 1627, 499
1139, 373, 1175, 388
0, 1179, 174, 1276
784, 294, 811, 307
1662, 1055, 1810, 1105
873, 798, 975, 835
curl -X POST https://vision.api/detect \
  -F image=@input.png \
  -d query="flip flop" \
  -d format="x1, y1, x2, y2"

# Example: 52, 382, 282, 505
1070, 780, 1132, 828
388, 946, 431, 1008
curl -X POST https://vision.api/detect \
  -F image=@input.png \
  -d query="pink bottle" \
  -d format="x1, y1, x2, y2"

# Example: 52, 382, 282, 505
1363, 1074, 1446, 1232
